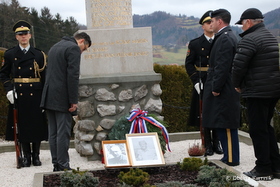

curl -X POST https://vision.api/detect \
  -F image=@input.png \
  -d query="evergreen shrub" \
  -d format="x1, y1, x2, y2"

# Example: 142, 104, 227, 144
196, 165, 250, 187
60, 167, 99, 187
154, 64, 197, 132
118, 168, 150, 187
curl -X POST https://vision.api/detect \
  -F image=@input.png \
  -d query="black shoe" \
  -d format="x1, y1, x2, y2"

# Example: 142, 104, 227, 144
205, 147, 214, 156
272, 169, 280, 178
32, 153, 42, 166
213, 143, 223, 154
32, 142, 42, 166
53, 164, 60, 172
220, 159, 239, 166
243, 168, 273, 181
22, 156, 31, 167
58, 164, 72, 171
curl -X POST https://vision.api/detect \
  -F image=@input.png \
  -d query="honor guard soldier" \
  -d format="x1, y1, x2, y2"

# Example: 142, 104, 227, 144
185, 11, 223, 156
0, 20, 48, 167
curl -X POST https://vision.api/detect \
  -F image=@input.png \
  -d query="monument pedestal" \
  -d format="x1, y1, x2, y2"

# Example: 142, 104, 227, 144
74, 0, 162, 161
75, 72, 162, 160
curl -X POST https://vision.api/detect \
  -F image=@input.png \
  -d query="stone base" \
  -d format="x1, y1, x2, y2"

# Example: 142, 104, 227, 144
75, 72, 163, 161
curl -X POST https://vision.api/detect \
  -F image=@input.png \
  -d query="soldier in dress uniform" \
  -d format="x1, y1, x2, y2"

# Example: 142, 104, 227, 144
185, 11, 223, 156
0, 20, 48, 167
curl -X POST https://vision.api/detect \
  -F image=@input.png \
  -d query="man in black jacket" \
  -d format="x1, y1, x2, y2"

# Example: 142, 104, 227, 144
0, 20, 48, 167
185, 10, 223, 156
40, 32, 91, 171
233, 8, 280, 181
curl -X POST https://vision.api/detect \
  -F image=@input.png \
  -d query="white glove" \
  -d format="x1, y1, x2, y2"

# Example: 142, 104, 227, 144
194, 82, 203, 94
6, 90, 17, 104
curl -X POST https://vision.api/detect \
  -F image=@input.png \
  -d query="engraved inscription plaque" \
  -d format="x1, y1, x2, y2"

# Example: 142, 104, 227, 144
86, 0, 133, 29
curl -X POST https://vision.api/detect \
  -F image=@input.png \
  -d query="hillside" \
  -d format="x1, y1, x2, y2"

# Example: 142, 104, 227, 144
133, 8, 280, 46
264, 7, 280, 42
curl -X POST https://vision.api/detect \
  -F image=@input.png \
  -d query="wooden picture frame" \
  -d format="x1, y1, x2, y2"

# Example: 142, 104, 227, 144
102, 140, 131, 168
126, 132, 165, 166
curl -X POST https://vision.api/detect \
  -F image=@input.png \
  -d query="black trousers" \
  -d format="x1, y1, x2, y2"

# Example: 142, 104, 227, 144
246, 97, 280, 173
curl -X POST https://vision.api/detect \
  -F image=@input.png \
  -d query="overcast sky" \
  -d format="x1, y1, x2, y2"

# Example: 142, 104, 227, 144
17, 0, 279, 26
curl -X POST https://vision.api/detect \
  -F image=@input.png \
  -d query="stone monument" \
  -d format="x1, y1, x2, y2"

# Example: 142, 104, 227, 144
74, 0, 162, 161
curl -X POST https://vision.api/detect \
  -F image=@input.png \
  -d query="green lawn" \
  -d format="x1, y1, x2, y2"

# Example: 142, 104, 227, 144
153, 46, 187, 65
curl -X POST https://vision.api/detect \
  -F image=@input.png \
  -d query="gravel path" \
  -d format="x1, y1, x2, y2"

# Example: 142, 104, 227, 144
0, 139, 278, 187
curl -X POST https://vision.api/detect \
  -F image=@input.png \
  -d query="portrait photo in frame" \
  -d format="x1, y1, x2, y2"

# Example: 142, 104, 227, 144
102, 140, 131, 168
126, 132, 165, 166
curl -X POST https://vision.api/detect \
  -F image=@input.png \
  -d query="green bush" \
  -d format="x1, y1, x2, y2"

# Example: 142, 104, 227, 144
177, 157, 208, 172
154, 64, 196, 133
60, 168, 99, 187
196, 165, 250, 187
118, 168, 150, 187
0, 50, 8, 137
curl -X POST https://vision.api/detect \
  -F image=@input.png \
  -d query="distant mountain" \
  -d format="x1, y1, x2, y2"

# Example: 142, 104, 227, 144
133, 8, 280, 46
264, 7, 280, 42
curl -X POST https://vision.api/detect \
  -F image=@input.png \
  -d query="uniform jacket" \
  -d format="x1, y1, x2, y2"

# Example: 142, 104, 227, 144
232, 23, 280, 98
185, 34, 212, 126
202, 26, 240, 129
40, 36, 81, 113
185, 34, 211, 85
0, 45, 48, 141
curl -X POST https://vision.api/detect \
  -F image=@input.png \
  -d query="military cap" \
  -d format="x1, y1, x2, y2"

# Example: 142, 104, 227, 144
235, 8, 264, 25
210, 9, 230, 18
13, 20, 31, 35
199, 10, 213, 25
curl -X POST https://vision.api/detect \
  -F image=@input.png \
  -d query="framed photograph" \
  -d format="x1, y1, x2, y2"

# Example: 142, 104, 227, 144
102, 140, 131, 168
126, 132, 165, 166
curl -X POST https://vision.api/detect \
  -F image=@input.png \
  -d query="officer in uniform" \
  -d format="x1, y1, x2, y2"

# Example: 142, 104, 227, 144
0, 20, 48, 167
185, 11, 223, 156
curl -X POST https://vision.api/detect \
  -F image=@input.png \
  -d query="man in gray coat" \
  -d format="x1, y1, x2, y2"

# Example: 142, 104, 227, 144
40, 32, 91, 171
202, 9, 240, 166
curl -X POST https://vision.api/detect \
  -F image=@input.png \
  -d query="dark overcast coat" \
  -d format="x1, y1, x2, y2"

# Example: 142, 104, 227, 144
0, 45, 48, 141
202, 26, 240, 129
40, 36, 81, 113
185, 34, 211, 126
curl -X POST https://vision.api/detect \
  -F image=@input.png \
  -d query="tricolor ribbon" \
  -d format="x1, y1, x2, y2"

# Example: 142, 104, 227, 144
127, 109, 171, 152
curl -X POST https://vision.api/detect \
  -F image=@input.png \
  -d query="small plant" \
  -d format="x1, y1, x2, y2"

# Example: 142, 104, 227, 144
60, 167, 99, 187
188, 142, 205, 156
177, 157, 208, 172
196, 165, 251, 187
118, 168, 150, 187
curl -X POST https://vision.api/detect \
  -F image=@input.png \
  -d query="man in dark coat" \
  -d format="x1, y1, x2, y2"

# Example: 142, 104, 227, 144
40, 32, 91, 172
0, 20, 48, 167
185, 10, 223, 156
202, 9, 240, 166
233, 8, 280, 181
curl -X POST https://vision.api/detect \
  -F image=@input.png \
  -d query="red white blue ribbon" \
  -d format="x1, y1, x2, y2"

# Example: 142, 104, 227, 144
127, 109, 171, 152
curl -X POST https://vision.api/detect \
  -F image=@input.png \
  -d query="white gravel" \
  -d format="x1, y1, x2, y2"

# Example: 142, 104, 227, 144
0, 139, 279, 187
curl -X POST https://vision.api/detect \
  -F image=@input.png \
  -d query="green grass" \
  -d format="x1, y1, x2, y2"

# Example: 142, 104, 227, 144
153, 47, 187, 65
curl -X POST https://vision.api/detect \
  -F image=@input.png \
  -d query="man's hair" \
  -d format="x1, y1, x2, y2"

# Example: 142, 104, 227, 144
211, 9, 231, 24
215, 14, 231, 24
74, 32, 92, 47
